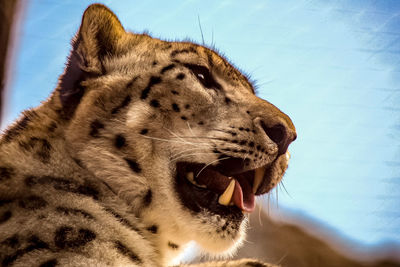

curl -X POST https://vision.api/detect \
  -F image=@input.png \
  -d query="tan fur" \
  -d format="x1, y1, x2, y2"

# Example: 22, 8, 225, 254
0, 4, 295, 267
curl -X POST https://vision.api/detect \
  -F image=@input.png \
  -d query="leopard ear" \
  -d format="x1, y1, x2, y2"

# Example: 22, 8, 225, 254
73, 4, 126, 73
58, 4, 125, 119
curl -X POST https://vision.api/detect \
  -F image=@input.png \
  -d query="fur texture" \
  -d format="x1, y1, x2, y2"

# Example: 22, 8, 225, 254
0, 4, 295, 267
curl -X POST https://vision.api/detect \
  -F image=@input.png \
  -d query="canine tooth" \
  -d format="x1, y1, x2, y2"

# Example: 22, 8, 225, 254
253, 167, 266, 194
218, 179, 235, 206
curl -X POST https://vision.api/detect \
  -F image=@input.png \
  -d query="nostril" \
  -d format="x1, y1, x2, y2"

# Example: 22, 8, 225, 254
260, 122, 289, 155
261, 123, 286, 144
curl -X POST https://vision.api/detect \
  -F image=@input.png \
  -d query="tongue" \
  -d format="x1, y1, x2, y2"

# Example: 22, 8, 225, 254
233, 179, 255, 213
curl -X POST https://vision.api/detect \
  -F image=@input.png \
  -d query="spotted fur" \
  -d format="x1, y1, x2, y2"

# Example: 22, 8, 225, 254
0, 4, 296, 267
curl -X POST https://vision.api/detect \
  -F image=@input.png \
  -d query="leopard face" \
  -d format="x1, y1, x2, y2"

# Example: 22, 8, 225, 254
60, 4, 296, 255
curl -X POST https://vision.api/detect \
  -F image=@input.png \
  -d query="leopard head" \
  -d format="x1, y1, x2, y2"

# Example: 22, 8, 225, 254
58, 4, 296, 258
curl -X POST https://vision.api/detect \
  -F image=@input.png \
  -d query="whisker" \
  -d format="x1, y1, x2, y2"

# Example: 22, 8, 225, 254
258, 198, 263, 226
170, 152, 217, 163
195, 157, 230, 178
186, 121, 196, 137
207, 128, 235, 135
169, 136, 226, 142
280, 180, 292, 198
141, 135, 202, 146
163, 126, 194, 145
163, 127, 211, 147
171, 148, 212, 161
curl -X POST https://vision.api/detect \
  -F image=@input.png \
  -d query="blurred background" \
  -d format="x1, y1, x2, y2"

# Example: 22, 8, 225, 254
1, 0, 399, 266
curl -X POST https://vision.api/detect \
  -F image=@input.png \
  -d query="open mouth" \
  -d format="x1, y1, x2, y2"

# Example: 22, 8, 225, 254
174, 157, 277, 218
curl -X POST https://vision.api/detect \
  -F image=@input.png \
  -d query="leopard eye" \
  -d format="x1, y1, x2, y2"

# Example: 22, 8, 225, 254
184, 64, 222, 90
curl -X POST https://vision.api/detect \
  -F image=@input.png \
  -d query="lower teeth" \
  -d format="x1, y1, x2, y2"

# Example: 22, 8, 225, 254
186, 172, 207, 188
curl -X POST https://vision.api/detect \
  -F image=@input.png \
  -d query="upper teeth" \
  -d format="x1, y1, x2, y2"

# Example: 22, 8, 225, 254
186, 172, 207, 188
253, 166, 265, 194
218, 179, 235, 206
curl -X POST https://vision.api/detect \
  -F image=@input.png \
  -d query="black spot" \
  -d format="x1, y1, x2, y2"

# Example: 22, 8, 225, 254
172, 103, 180, 112
180, 116, 188, 121
54, 226, 96, 249
240, 149, 247, 153
168, 242, 179, 249
176, 73, 185, 80
111, 95, 132, 114
114, 241, 142, 263
72, 157, 83, 168
184, 104, 190, 109
239, 127, 244, 131
245, 128, 250, 132
146, 225, 158, 234
150, 99, 161, 108
1, 234, 19, 248
124, 158, 142, 173
225, 97, 231, 104
246, 110, 250, 114
198, 121, 204, 125
171, 90, 179, 95
152, 61, 158, 66
160, 64, 176, 74
19, 195, 47, 210
239, 140, 247, 145
89, 120, 104, 138
37, 139, 52, 163
141, 76, 161, 100
140, 129, 148, 135
25, 176, 99, 200
163, 44, 172, 50
47, 122, 57, 132
229, 131, 237, 136
56, 207, 95, 220
248, 150, 254, 155
171, 47, 197, 57
143, 189, 152, 207
213, 149, 220, 154
104, 207, 140, 232
0, 167, 13, 182
2, 235, 49, 266
19, 137, 52, 163
232, 140, 238, 144
126, 76, 139, 88
114, 134, 126, 149
0, 199, 12, 207
256, 145, 261, 150
39, 259, 58, 267
248, 142, 255, 147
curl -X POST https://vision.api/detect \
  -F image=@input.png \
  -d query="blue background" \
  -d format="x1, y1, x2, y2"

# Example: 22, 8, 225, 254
4, 0, 400, 251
